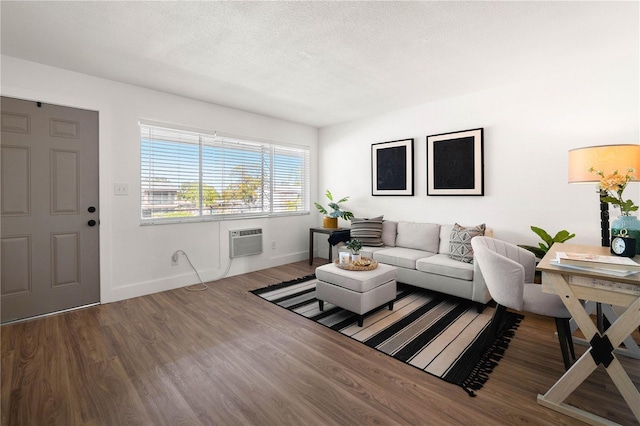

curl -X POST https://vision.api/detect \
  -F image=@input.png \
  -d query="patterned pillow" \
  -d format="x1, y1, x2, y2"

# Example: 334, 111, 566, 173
350, 216, 384, 247
448, 223, 486, 263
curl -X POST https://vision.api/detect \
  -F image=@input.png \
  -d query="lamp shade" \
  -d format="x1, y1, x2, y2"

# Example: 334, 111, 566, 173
568, 144, 640, 183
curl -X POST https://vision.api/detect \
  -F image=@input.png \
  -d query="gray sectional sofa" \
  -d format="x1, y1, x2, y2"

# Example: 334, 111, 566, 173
358, 220, 492, 309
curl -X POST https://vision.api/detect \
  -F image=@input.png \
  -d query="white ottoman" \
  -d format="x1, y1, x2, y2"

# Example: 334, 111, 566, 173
315, 262, 397, 327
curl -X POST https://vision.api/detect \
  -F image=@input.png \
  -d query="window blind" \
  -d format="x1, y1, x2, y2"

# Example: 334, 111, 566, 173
140, 123, 310, 223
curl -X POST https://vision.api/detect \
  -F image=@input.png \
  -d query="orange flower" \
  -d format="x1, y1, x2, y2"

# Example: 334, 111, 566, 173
599, 172, 630, 192
589, 167, 638, 216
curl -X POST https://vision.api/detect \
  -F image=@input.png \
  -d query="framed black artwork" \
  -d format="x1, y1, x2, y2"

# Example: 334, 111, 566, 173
371, 138, 414, 196
427, 128, 484, 196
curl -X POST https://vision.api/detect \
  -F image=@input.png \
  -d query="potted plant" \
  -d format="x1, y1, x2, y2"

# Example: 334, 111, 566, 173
518, 226, 576, 260
314, 190, 354, 228
346, 239, 363, 262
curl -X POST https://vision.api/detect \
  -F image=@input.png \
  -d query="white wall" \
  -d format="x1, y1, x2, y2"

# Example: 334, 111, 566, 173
2, 13, 638, 305
318, 44, 639, 249
1, 55, 318, 303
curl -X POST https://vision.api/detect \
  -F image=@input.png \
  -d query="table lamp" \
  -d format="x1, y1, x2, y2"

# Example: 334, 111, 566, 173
568, 144, 640, 333
568, 144, 640, 247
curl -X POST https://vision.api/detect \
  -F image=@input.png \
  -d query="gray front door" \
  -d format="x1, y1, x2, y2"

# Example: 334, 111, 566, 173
1, 96, 100, 323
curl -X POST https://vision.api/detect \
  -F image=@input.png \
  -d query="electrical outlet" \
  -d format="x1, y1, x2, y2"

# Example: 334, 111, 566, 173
271, 241, 276, 250
171, 252, 179, 266
114, 183, 129, 196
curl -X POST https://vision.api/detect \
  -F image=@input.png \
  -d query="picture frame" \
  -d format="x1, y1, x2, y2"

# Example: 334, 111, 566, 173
427, 128, 484, 196
371, 138, 414, 196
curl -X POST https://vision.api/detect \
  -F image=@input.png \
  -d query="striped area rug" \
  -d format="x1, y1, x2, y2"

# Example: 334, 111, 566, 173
251, 275, 523, 396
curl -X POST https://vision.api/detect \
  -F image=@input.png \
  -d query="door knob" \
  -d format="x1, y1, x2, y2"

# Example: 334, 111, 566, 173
88, 220, 97, 227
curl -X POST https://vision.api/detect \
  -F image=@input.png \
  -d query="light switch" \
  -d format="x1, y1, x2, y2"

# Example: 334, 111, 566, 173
114, 183, 129, 196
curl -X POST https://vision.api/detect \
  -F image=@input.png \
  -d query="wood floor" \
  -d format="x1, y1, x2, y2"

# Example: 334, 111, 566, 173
2, 259, 639, 425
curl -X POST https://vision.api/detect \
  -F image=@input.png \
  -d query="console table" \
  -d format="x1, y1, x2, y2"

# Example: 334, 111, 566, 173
537, 243, 640, 425
308, 227, 347, 265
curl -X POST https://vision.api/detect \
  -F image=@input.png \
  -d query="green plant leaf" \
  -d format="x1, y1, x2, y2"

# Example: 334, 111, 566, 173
553, 230, 576, 243
601, 195, 619, 204
325, 190, 333, 201
621, 199, 639, 212
531, 226, 553, 248
313, 202, 327, 215
342, 211, 354, 221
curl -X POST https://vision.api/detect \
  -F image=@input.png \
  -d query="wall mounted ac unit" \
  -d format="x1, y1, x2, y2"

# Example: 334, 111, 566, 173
229, 228, 263, 258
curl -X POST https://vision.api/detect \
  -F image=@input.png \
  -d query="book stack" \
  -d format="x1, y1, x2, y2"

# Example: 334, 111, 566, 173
551, 252, 640, 277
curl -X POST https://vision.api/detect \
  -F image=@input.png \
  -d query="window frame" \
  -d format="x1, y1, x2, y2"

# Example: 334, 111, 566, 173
140, 121, 310, 225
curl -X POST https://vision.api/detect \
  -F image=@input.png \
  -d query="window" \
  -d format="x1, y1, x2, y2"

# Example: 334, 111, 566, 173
140, 123, 310, 224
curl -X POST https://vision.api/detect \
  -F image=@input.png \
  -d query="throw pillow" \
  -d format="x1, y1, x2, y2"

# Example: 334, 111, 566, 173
350, 215, 384, 247
449, 223, 486, 263
381, 220, 398, 247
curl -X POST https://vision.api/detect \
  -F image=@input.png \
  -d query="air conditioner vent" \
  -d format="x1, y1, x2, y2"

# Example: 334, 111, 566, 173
229, 228, 263, 258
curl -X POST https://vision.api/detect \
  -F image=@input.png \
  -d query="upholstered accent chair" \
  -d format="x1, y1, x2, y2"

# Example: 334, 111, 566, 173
471, 236, 576, 370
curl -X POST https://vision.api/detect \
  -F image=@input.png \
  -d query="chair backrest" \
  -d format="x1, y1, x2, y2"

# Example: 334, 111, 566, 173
471, 236, 536, 311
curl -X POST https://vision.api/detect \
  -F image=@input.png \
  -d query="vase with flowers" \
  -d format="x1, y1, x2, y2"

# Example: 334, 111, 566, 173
590, 167, 640, 252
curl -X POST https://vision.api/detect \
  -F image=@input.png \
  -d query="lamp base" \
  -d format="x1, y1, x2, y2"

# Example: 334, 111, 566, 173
600, 197, 610, 247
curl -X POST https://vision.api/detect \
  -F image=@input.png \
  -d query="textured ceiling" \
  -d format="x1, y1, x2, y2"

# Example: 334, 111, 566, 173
1, 1, 637, 128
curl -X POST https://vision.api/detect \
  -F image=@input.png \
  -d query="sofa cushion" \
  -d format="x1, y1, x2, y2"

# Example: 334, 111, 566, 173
438, 224, 454, 254
381, 220, 397, 247
448, 223, 486, 263
373, 247, 436, 269
360, 246, 387, 259
417, 254, 474, 281
350, 215, 384, 247
396, 222, 440, 252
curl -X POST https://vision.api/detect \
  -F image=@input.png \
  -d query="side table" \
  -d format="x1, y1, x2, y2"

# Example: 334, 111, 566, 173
536, 242, 640, 424
309, 227, 347, 265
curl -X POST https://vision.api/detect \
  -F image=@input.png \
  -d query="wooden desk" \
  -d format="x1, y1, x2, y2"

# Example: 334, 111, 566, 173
537, 243, 640, 425
309, 227, 347, 265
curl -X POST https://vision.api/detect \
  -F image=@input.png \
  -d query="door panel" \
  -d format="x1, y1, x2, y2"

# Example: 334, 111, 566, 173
51, 232, 80, 287
51, 149, 80, 214
1, 96, 99, 322
1, 236, 31, 295
1, 111, 30, 134
1, 145, 30, 215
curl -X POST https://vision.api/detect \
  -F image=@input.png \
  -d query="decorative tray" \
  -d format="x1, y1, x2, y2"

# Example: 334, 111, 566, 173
334, 257, 378, 271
